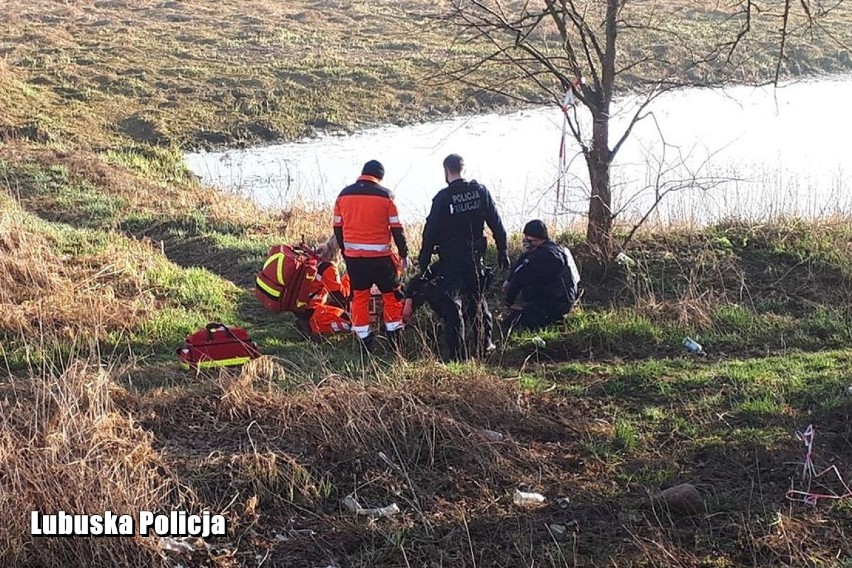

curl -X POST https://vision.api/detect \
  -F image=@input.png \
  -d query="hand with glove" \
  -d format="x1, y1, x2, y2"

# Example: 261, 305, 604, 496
498, 250, 510, 270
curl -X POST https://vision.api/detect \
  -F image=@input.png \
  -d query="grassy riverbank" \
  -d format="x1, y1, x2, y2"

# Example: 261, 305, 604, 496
3, 162, 851, 565
2, 1, 852, 566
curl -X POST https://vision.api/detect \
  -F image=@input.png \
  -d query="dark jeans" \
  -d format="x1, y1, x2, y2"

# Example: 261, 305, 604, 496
432, 262, 493, 361
509, 300, 572, 331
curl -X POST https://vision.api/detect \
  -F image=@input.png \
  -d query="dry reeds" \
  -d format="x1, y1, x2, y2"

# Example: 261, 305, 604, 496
217, 362, 556, 502
0, 361, 187, 567
0, 201, 159, 343
218, 356, 288, 418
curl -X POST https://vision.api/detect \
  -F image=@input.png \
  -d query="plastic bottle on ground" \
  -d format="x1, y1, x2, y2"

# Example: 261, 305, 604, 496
683, 337, 705, 355
513, 489, 546, 506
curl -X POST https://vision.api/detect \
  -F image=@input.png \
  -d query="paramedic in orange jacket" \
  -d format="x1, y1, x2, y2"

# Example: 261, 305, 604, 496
315, 235, 351, 308
295, 236, 352, 337
333, 160, 408, 349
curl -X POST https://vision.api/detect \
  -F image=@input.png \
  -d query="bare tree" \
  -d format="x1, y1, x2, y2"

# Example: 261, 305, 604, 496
434, 0, 847, 263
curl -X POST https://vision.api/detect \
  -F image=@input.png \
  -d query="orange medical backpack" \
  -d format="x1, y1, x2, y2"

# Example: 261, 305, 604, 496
255, 244, 320, 313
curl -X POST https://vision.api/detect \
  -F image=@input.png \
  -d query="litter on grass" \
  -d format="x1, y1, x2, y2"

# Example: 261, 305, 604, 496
342, 494, 401, 518
786, 424, 852, 507
513, 489, 547, 506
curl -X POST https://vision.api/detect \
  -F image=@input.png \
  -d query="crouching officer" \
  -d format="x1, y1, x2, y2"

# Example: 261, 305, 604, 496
418, 154, 509, 360
503, 219, 579, 330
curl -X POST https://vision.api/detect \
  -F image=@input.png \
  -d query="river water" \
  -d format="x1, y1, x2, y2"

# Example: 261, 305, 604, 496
186, 77, 851, 230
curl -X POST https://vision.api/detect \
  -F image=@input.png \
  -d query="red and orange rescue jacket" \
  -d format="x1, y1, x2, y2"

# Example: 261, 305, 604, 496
333, 175, 408, 260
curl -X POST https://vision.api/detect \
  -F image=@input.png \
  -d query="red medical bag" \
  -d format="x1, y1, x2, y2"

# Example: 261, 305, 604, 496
177, 323, 261, 370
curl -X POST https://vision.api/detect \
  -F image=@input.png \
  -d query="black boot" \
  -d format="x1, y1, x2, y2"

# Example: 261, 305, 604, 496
386, 329, 403, 352
357, 333, 375, 353
294, 316, 313, 339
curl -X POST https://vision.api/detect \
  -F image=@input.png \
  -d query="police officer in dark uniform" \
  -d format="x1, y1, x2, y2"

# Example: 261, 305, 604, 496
503, 219, 580, 330
418, 154, 509, 360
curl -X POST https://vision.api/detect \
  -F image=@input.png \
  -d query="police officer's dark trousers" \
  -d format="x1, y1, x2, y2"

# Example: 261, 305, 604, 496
433, 258, 492, 360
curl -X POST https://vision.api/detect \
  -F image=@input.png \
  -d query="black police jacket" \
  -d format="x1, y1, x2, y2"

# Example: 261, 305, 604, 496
418, 179, 508, 269
505, 240, 579, 306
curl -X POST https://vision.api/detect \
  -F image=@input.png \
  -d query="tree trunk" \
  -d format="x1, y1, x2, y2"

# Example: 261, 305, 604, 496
581, 0, 618, 266
585, 111, 613, 260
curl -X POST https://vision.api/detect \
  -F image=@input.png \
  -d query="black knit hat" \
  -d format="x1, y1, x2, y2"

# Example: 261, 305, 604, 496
361, 160, 385, 179
523, 219, 549, 240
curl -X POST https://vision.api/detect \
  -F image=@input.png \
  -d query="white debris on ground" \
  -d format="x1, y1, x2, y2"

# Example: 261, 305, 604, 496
480, 429, 504, 442
513, 489, 547, 506
342, 494, 401, 518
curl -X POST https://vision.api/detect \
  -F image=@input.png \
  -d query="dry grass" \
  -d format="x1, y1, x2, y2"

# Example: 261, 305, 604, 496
0, 361, 185, 567
251, 204, 336, 245
0, 197, 158, 342
602, 216, 852, 324
0, 190, 246, 361
142, 360, 581, 565
0, 0, 461, 148
126, 349, 852, 567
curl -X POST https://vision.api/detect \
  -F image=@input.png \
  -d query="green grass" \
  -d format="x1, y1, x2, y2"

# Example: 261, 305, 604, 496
613, 416, 642, 450
544, 350, 852, 466
103, 146, 194, 184
0, 160, 126, 229
1, 158, 121, 228
503, 304, 850, 365
517, 372, 552, 393
145, 263, 238, 315
550, 349, 850, 408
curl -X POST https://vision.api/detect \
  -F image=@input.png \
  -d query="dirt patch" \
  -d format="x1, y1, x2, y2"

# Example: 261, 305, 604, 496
118, 114, 167, 146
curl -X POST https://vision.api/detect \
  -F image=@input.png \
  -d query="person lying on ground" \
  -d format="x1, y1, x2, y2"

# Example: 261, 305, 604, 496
293, 236, 353, 338
502, 219, 580, 331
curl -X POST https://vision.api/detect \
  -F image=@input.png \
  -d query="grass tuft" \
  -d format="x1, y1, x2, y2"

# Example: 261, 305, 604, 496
0, 360, 188, 567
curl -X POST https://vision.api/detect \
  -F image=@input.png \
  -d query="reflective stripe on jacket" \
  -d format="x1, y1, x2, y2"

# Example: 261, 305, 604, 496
333, 176, 408, 259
